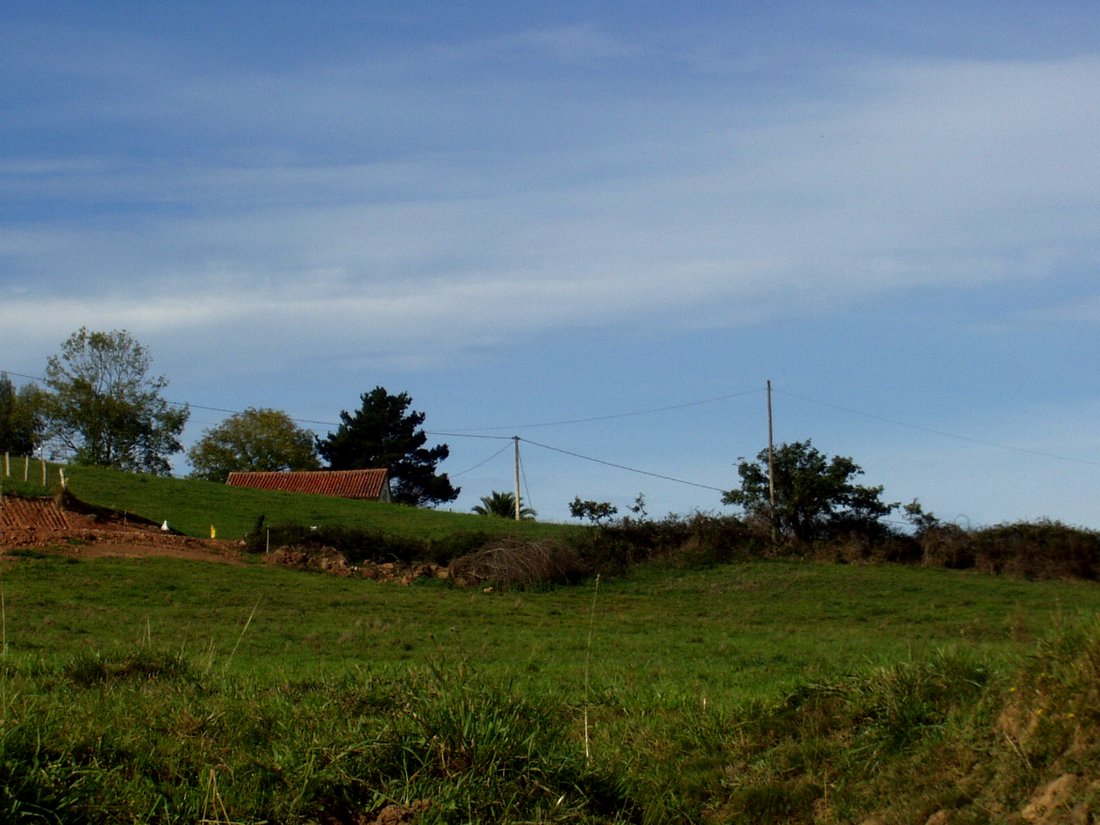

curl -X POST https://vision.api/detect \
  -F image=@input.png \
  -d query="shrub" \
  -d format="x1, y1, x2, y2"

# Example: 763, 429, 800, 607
919, 520, 1100, 580
244, 519, 497, 567
566, 513, 766, 574
447, 539, 590, 589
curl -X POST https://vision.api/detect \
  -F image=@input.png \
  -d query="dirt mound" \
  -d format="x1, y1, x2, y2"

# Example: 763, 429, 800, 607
351, 799, 431, 825
264, 545, 448, 584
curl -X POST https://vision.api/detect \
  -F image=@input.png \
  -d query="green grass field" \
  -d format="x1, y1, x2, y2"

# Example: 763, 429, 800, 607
6, 554, 1093, 698
2, 551, 1099, 822
2, 460, 1100, 822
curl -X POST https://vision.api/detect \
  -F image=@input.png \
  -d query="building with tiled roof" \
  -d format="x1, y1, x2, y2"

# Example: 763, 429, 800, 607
225, 469, 391, 502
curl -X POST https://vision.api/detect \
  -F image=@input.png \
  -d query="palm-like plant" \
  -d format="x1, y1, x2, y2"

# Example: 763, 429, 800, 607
472, 490, 536, 520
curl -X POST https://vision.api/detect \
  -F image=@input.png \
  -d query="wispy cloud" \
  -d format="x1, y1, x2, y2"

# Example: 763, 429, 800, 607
3, 21, 1098, 374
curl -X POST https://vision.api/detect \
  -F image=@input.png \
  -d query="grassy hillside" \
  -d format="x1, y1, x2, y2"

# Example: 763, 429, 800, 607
4, 461, 1100, 820
2, 460, 579, 543
4, 554, 1098, 696
1, 555, 1098, 822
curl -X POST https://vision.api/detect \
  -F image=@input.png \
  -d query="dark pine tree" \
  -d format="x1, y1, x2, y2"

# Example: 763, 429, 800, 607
318, 386, 459, 506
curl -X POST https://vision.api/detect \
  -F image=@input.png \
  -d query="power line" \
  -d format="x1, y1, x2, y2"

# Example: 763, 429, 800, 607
441, 432, 725, 496
451, 442, 513, 478
4, 367, 759, 437
0, 370, 47, 384
774, 388, 1100, 469
8, 363, 722, 498
9, 360, 1097, 477
520, 452, 536, 514
429, 431, 514, 442
1, 368, 345, 430
521, 437, 727, 493
433, 387, 764, 433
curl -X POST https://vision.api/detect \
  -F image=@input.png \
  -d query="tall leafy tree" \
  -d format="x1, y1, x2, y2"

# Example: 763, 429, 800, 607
722, 440, 897, 542
318, 386, 459, 506
0, 373, 43, 455
187, 407, 320, 482
472, 490, 536, 520
41, 328, 189, 475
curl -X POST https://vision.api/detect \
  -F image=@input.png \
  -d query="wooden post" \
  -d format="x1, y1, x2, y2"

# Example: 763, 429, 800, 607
41, 459, 46, 486
767, 380, 777, 543
513, 436, 522, 521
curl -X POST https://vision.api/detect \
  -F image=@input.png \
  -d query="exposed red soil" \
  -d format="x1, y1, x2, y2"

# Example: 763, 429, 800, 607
0, 496, 243, 564
0, 496, 447, 583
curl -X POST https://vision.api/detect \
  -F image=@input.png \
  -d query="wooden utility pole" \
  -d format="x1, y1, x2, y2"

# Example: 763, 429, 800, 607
767, 380, 777, 542
513, 436, 522, 521
767, 380, 776, 508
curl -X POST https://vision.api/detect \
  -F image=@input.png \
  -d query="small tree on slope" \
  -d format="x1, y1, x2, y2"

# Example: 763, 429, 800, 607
722, 439, 897, 543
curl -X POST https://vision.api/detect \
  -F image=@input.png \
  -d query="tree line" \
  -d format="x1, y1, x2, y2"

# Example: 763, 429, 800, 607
1, 328, 459, 507
5, 328, 917, 537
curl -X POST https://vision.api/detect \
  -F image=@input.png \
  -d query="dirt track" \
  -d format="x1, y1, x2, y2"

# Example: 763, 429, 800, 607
0, 496, 243, 564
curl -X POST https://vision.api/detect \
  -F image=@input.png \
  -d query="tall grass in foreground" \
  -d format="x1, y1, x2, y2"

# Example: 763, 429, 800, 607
0, 618, 1098, 823
0, 651, 628, 824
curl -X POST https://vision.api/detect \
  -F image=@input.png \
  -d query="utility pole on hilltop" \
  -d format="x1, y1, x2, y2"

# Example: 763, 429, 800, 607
767, 380, 777, 543
513, 436, 522, 521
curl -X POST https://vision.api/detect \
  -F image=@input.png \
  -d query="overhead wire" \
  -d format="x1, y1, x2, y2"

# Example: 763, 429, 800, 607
520, 437, 727, 493
432, 387, 763, 433
7, 361, 1097, 498
519, 443, 536, 514
774, 388, 1100, 469
451, 442, 513, 478
2, 364, 729, 492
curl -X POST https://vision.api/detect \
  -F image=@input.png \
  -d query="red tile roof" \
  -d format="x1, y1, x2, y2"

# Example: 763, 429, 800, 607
225, 469, 391, 501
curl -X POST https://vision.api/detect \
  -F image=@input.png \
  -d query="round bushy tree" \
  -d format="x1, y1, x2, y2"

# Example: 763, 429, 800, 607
188, 407, 320, 482
41, 328, 188, 474
723, 440, 897, 542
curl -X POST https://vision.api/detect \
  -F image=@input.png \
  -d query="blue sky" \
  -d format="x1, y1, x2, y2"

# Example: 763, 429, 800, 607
3, 2, 1098, 526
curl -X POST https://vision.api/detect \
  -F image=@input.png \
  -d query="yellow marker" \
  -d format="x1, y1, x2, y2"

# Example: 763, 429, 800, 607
210, 525, 217, 539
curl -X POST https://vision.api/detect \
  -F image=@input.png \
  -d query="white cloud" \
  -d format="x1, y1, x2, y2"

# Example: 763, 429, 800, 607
4, 47, 1099, 376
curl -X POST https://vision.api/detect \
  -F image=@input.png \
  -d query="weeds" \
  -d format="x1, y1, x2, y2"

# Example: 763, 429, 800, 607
63, 648, 199, 687
0, 630, 1095, 823
0, 654, 627, 823
2, 555, 1099, 822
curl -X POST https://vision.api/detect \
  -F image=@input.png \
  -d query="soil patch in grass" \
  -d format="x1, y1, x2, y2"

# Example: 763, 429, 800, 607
0, 494, 243, 564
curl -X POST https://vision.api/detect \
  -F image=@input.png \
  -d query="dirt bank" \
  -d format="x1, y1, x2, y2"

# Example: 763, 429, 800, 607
0, 495, 243, 564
